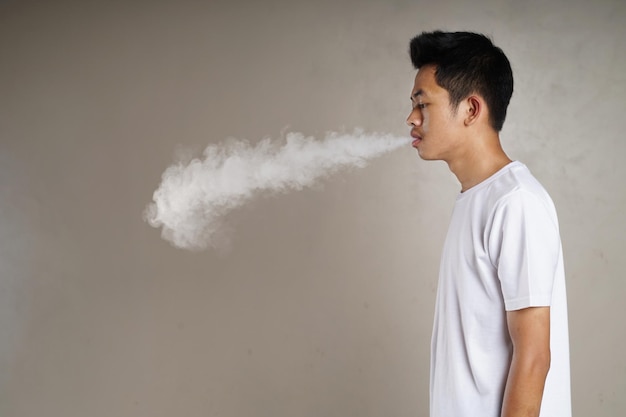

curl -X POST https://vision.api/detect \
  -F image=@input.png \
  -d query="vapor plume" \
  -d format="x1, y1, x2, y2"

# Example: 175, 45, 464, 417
144, 129, 409, 251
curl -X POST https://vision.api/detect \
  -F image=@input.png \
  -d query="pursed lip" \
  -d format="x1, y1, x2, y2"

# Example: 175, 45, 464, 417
411, 131, 423, 147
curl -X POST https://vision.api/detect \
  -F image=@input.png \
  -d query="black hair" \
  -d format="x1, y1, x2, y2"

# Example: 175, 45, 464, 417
409, 31, 513, 131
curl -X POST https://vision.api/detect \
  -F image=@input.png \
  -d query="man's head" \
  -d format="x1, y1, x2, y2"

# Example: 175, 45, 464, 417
409, 31, 513, 132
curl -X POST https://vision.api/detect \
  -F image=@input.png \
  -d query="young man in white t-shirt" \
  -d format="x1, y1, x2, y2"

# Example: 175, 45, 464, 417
406, 31, 571, 417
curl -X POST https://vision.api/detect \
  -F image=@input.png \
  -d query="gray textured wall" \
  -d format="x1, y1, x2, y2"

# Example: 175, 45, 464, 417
1, 0, 624, 416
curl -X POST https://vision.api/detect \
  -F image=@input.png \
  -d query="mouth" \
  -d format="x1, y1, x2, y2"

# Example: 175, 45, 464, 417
411, 133, 422, 148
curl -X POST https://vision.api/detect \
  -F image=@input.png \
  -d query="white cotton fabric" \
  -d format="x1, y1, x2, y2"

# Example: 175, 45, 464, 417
430, 161, 571, 417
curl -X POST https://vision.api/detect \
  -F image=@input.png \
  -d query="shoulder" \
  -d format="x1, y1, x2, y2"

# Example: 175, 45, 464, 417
484, 165, 562, 269
477, 162, 560, 239
485, 162, 556, 215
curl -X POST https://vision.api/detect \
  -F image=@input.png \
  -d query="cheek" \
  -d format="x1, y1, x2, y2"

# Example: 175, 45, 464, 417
422, 111, 430, 132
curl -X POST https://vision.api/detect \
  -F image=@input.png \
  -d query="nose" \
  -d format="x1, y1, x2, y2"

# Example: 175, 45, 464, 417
406, 107, 422, 127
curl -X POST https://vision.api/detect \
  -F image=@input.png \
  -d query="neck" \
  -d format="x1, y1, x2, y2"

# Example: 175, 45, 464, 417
447, 133, 512, 193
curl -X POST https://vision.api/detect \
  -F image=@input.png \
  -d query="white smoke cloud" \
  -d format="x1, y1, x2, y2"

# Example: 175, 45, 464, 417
144, 129, 410, 251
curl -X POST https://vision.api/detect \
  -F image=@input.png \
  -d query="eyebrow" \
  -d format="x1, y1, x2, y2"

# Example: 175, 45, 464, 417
410, 89, 425, 101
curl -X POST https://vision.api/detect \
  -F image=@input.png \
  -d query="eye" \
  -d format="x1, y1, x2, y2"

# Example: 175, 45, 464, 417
417, 103, 427, 109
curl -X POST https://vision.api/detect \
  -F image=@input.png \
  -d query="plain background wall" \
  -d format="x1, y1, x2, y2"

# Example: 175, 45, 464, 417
1, 0, 625, 416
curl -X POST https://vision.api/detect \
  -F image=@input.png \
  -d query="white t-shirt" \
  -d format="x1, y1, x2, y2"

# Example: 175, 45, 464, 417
430, 161, 571, 417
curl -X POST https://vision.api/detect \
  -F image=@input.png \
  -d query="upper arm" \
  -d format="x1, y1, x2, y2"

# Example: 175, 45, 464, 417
506, 306, 551, 362
488, 190, 561, 311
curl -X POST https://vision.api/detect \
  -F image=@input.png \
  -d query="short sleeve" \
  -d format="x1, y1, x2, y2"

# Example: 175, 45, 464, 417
487, 189, 562, 311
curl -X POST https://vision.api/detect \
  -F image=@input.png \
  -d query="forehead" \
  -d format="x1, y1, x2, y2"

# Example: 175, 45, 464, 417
411, 65, 442, 97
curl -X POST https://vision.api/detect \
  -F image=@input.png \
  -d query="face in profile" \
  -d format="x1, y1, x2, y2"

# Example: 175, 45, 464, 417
407, 65, 465, 162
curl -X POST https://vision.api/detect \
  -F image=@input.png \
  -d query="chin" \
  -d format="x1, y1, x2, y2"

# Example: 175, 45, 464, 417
417, 150, 436, 161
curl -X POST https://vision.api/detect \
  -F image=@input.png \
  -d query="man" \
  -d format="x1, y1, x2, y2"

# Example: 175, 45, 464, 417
406, 31, 571, 417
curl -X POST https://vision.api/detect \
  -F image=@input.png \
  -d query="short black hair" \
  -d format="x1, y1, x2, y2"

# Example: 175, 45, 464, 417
409, 31, 513, 131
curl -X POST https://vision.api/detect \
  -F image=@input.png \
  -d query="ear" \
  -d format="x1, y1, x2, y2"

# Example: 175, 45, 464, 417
464, 95, 482, 126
